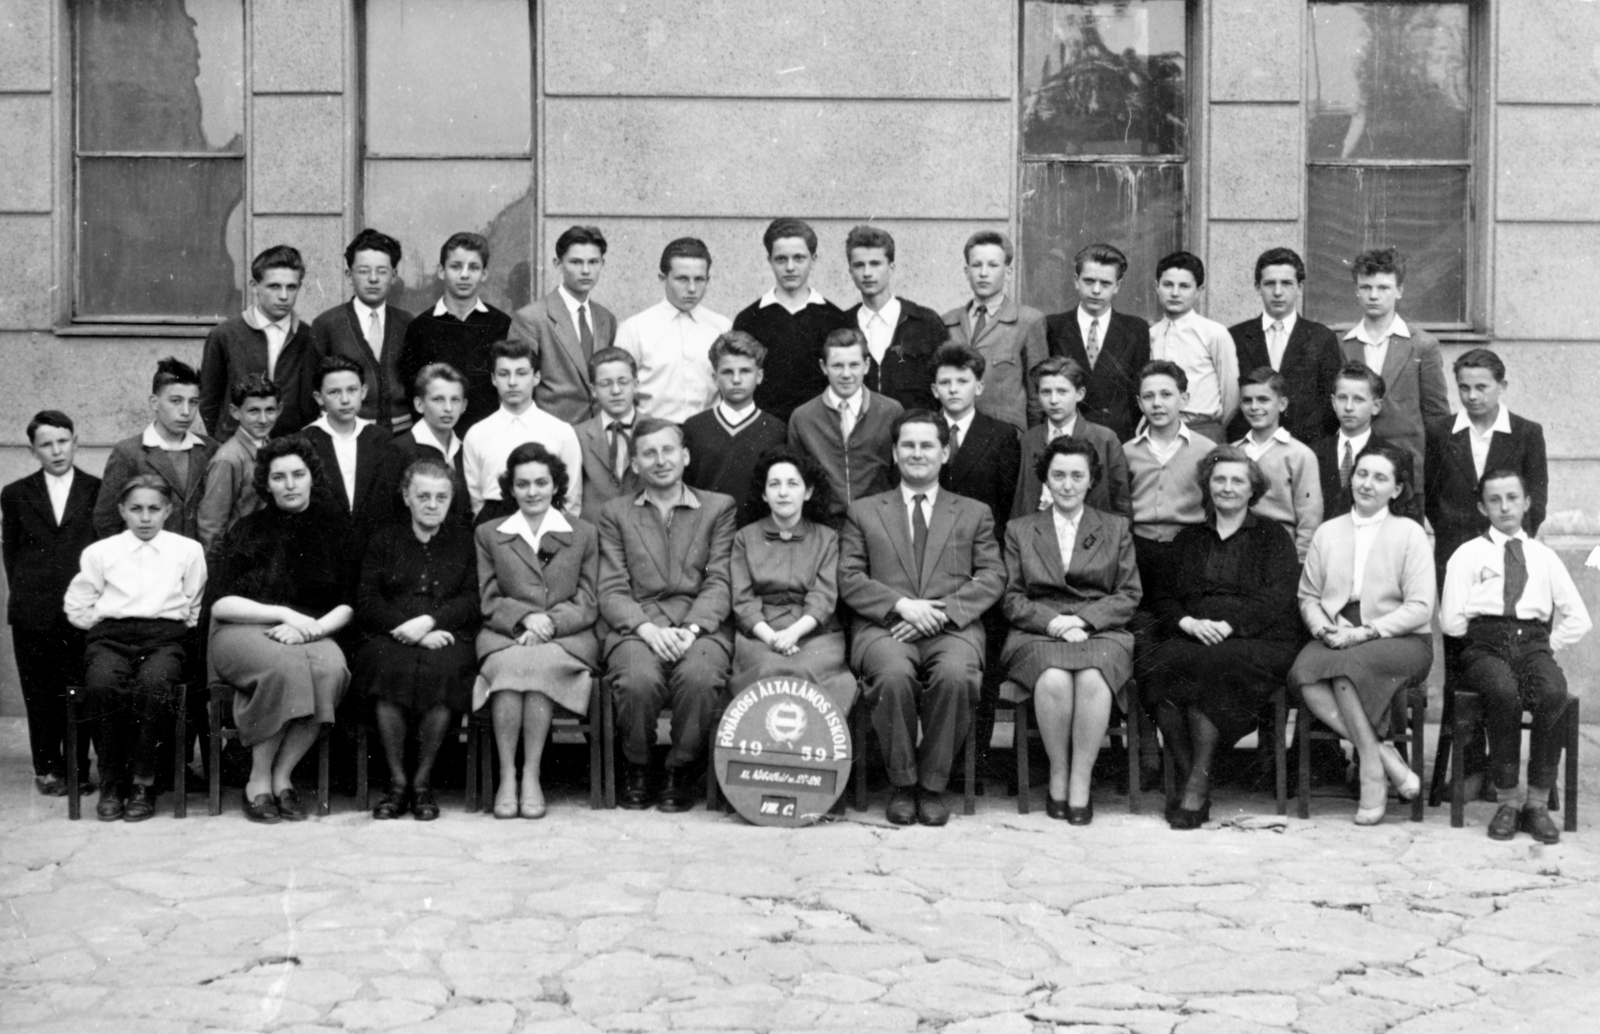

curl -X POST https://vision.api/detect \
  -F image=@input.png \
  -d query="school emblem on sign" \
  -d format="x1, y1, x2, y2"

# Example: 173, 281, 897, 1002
713, 676, 853, 827
764, 701, 807, 744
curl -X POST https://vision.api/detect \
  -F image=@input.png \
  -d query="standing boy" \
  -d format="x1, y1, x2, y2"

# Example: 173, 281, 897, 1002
1124, 361, 1218, 598
617, 237, 731, 423
1012, 356, 1130, 520
391, 362, 471, 528
573, 347, 642, 518
1148, 251, 1239, 443
940, 230, 1048, 431
96, 358, 219, 541
931, 343, 1020, 534
1226, 247, 1342, 445
462, 338, 583, 520
734, 217, 851, 423
2, 411, 101, 796
683, 331, 788, 526
309, 228, 415, 433
1234, 367, 1323, 561
1043, 243, 1150, 443
511, 225, 617, 424
197, 374, 279, 554
787, 328, 905, 527
1312, 362, 1408, 522
200, 245, 318, 439
397, 232, 513, 435
301, 356, 404, 545
842, 225, 947, 414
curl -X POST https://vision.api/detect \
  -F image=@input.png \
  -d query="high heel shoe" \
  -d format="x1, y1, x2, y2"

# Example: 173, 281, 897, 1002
1392, 768, 1420, 802
1354, 780, 1388, 825
519, 782, 547, 819
492, 780, 519, 819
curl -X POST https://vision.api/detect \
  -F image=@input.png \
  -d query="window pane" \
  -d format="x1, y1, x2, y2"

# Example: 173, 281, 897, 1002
1308, 3, 1470, 161
77, 157, 244, 319
365, 0, 533, 155
77, 0, 244, 153
363, 159, 534, 315
1305, 165, 1468, 324
1019, 162, 1185, 318
1021, 0, 1188, 157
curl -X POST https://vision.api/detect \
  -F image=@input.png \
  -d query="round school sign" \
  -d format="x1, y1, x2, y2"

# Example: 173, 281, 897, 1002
713, 676, 852, 827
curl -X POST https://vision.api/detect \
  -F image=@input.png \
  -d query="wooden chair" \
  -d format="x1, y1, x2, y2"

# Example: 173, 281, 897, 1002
466, 676, 607, 812
64, 683, 190, 820
1438, 690, 1579, 831
998, 676, 1145, 815
207, 681, 340, 817
1293, 677, 1426, 822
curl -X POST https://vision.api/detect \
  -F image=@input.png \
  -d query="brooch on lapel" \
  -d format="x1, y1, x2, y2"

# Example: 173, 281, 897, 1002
1081, 533, 1098, 550
537, 545, 560, 565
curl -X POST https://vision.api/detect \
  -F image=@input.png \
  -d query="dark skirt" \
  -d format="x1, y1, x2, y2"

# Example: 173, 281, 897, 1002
353, 634, 476, 712
1288, 634, 1433, 729
211, 623, 350, 747
1141, 636, 1301, 745
1002, 628, 1135, 708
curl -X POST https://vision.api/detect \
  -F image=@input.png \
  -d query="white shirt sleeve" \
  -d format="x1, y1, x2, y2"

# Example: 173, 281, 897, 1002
463, 425, 486, 515
62, 545, 107, 630
1439, 546, 1473, 638
559, 421, 584, 519
1547, 549, 1593, 650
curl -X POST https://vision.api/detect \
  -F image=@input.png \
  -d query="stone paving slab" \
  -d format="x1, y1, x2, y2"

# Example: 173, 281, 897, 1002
3, 719, 1599, 1033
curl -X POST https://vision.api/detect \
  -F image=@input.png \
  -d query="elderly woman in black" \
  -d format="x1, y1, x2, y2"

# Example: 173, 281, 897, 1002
210, 436, 355, 823
1141, 446, 1304, 829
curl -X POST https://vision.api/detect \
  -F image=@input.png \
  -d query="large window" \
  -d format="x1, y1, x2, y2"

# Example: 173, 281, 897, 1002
1306, 2, 1474, 327
361, 0, 535, 315
74, 0, 246, 322
1019, 0, 1189, 318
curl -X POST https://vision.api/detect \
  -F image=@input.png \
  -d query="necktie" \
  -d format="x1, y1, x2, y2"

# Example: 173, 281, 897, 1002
838, 399, 856, 442
577, 304, 594, 359
948, 423, 962, 463
1268, 320, 1285, 370
912, 493, 929, 583
1503, 539, 1528, 617
971, 305, 988, 344
1340, 441, 1354, 489
609, 420, 632, 480
1085, 318, 1101, 368
366, 308, 383, 359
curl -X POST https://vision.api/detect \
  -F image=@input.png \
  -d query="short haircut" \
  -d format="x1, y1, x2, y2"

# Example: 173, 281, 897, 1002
892, 408, 949, 448
763, 217, 818, 256
439, 231, 490, 268
498, 441, 570, 513
1139, 359, 1188, 394
1074, 242, 1128, 279
117, 473, 174, 506
1352, 246, 1405, 285
400, 457, 458, 496
26, 410, 74, 443
1453, 347, 1506, 384
1156, 250, 1206, 288
1035, 434, 1101, 487
1334, 360, 1387, 400
746, 446, 832, 525
230, 373, 281, 407
933, 341, 986, 380
1030, 355, 1087, 391
1196, 446, 1269, 515
1478, 467, 1527, 499
587, 345, 637, 382
631, 416, 683, 447
1254, 247, 1306, 284
413, 362, 465, 399
845, 224, 895, 263
344, 228, 401, 269
1353, 441, 1417, 513
152, 356, 200, 393
821, 327, 870, 363
963, 229, 1014, 264
253, 434, 325, 504
251, 244, 304, 283
554, 224, 607, 259
489, 338, 535, 367
708, 330, 767, 370
1239, 365, 1286, 397
315, 354, 365, 389
659, 236, 712, 274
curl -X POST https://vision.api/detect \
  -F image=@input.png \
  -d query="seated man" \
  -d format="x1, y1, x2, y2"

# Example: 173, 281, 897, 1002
839, 410, 1005, 826
598, 418, 736, 812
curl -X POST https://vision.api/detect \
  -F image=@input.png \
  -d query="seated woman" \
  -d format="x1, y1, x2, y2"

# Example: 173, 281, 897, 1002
730, 448, 857, 709
1289, 442, 1434, 825
354, 459, 478, 821
1141, 446, 1303, 830
474, 442, 599, 820
63, 475, 207, 822
1001, 436, 1141, 824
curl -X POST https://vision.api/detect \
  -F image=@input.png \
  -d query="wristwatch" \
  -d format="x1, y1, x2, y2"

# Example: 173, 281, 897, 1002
686, 623, 703, 637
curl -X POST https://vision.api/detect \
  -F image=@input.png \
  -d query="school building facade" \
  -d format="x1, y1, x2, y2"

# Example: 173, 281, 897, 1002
2, 0, 1598, 715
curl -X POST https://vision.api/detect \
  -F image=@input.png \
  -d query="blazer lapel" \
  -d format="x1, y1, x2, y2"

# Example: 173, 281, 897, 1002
545, 291, 590, 387
21, 472, 55, 530
1065, 508, 1107, 580
1029, 512, 1069, 587
1281, 319, 1310, 373
1483, 423, 1514, 474
144, 447, 186, 504
500, 529, 544, 575
876, 493, 918, 589
1380, 337, 1413, 391
353, 433, 379, 510
635, 503, 672, 585
580, 420, 616, 487
63, 470, 96, 527
341, 302, 380, 368
919, 493, 959, 595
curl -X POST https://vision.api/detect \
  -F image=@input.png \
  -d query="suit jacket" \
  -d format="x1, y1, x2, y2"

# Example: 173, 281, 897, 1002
941, 297, 1049, 429
391, 431, 471, 528
846, 299, 949, 414
1225, 315, 1343, 445
1012, 419, 1131, 520
309, 300, 416, 432
1299, 511, 1435, 639
2, 469, 101, 631
301, 424, 405, 534
94, 434, 220, 541
199, 314, 319, 438
1310, 432, 1422, 523
999, 507, 1141, 664
939, 412, 1020, 536
573, 414, 641, 519
1338, 326, 1450, 491
474, 515, 600, 670
596, 487, 736, 655
1424, 411, 1548, 568
511, 288, 619, 424
837, 488, 1005, 664
1043, 310, 1151, 444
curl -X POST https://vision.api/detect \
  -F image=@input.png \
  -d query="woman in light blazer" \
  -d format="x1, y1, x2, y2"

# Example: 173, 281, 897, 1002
1002, 436, 1142, 824
474, 442, 599, 819
1289, 442, 1434, 825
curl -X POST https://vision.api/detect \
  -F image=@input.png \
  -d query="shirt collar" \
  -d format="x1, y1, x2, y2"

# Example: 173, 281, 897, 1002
662, 299, 706, 323
824, 388, 864, 415
1131, 421, 1193, 449
1344, 315, 1412, 344
633, 483, 700, 510
1351, 507, 1390, 528
498, 506, 573, 552
759, 287, 827, 311
1159, 310, 1197, 332
312, 414, 373, 439
352, 296, 383, 323
44, 468, 74, 487
1053, 506, 1082, 534
970, 294, 1004, 317
946, 409, 976, 439
243, 306, 295, 334
141, 424, 205, 451
557, 284, 588, 319
1047, 414, 1078, 439
604, 408, 637, 430
719, 400, 757, 425
233, 426, 266, 452
1486, 525, 1529, 545
1338, 427, 1373, 452
761, 515, 809, 541
410, 420, 460, 461
1239, 426, 1293, 449
432, 297, 490, 318
1453, 406, 1512, 437
861, 297, 901, 326
1261, 311, 1297, 336
1076, 306, 1106, 328
900, 482, 939, 508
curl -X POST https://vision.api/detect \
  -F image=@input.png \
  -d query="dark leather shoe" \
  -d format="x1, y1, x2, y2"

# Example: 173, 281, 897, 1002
1046, 796, 1070, 820
372, 787, 410, 820
657, 767, 694, 813
96, 790, 125, 821
1066, 800, 1094, 826
619, 763, 656, 810
275, 788, 308, 822
242, 793, 281, 824
1486, 803, 1519, 840
411, 787, 439, 822
123, 785, 156, 822
1168, 799, 1210, 831
916, 789, 950, 827
36, 774, 67, 797
1520, 805, 1561, 844
886, 788, 917, 825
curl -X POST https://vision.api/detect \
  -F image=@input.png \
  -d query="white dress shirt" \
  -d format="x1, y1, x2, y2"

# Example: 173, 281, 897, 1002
311, 415, 373, 508
945, 409, 976, 454
63, 530, 207, 629
1076, 308, 1109, 363
968, 294, 1003, 338
1261, 311, 1299, 370
1053, 506, 1083, 572
249, 306, 293, 380
615, 299, 731, 423
900, 482, 939, 542
760, 286, 827, 316
44, 469, 75, 524
141, 424, 206, 452
353, 297, 385, 358
410, 420, 461, 466
462, 404, 584, 516
432, 297, 490, 320
1348, 507, 1389, 602
1440, 527, 1593, 649
1335, 427, 1374, 481
498, 505, 574, 556
1344, 315, 1413, 377
824, 388, 865, 441
858, 297, 902, 365
1150, 309, 1240, 424
1452, 406, 1513, 481
1130, 421, 1194, 467
1241, 425, 1294, 462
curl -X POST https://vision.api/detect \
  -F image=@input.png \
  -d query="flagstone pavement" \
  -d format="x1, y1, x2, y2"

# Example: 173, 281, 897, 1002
4, 717, 1600, 1034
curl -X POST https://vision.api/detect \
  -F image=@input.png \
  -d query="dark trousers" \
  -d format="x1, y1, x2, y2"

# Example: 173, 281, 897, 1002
84, 619, 188, 788
1459, 618, 1570, 792
860, 632, 981, 793
608, 638, 731, 769
14, 620, 90, 779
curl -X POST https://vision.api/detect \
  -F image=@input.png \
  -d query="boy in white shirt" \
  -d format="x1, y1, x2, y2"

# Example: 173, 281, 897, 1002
463, 338, 583, 522
616, 237, 731, 423
1149, 251, 1239, 443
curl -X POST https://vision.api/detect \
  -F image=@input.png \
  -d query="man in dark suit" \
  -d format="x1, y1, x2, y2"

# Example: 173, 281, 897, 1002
309, 229, 415, 434
842, 225, 949, 413
1224, 247, 1342, 446
511, 225, 618, 424
2, 411, 101, 795
95, 358, 220, 541
1044, 243, 1151, 444
301, 356, 404, 546
199, 244, 319, 439
598, 418, 736, 813
839, 410, 1006, 826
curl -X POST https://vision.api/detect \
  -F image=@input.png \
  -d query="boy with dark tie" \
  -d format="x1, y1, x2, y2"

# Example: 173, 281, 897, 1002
1225, 247, 1342, 446
1043, 243, 1151, 444
511, 224, 618, 424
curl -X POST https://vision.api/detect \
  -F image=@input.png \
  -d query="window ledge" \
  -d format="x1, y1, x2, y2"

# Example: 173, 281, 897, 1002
54, 323, 216, 339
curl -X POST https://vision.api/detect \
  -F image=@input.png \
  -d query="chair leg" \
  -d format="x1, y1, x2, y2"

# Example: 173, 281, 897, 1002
465, 713, 479, 812
706, 755, 720, 812
1428, 686, 1457, 808
963, 705, 977, 816
1564, 699, 1580, 833
588, 716, 603, 812
1273, 689, 1288, 817
480, 721, 495, 814
208, 685, 224, 816
601, 683, 617, 809
1015, 703, 1030, 815
1295, 706, 1311, 820
66, 687, 81, 821
1409, 687, 1425, 822
851, 703, 868, 812
317, 727, 331, 817
173, 693, 187, 819
1450, 694, 1472, 828
356, 720, 369, 812
1125, 686, 1142, 816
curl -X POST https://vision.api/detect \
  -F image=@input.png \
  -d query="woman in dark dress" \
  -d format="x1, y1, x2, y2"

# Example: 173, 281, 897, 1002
1141, 446, 1304, 829
210, 437, 356, 823
354, 459, 478, 821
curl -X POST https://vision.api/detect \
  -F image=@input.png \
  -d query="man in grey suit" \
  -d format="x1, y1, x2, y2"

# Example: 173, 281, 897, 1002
510, 225, 618, 424
839, 410, 1006, 826
598, 417, 736, 812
